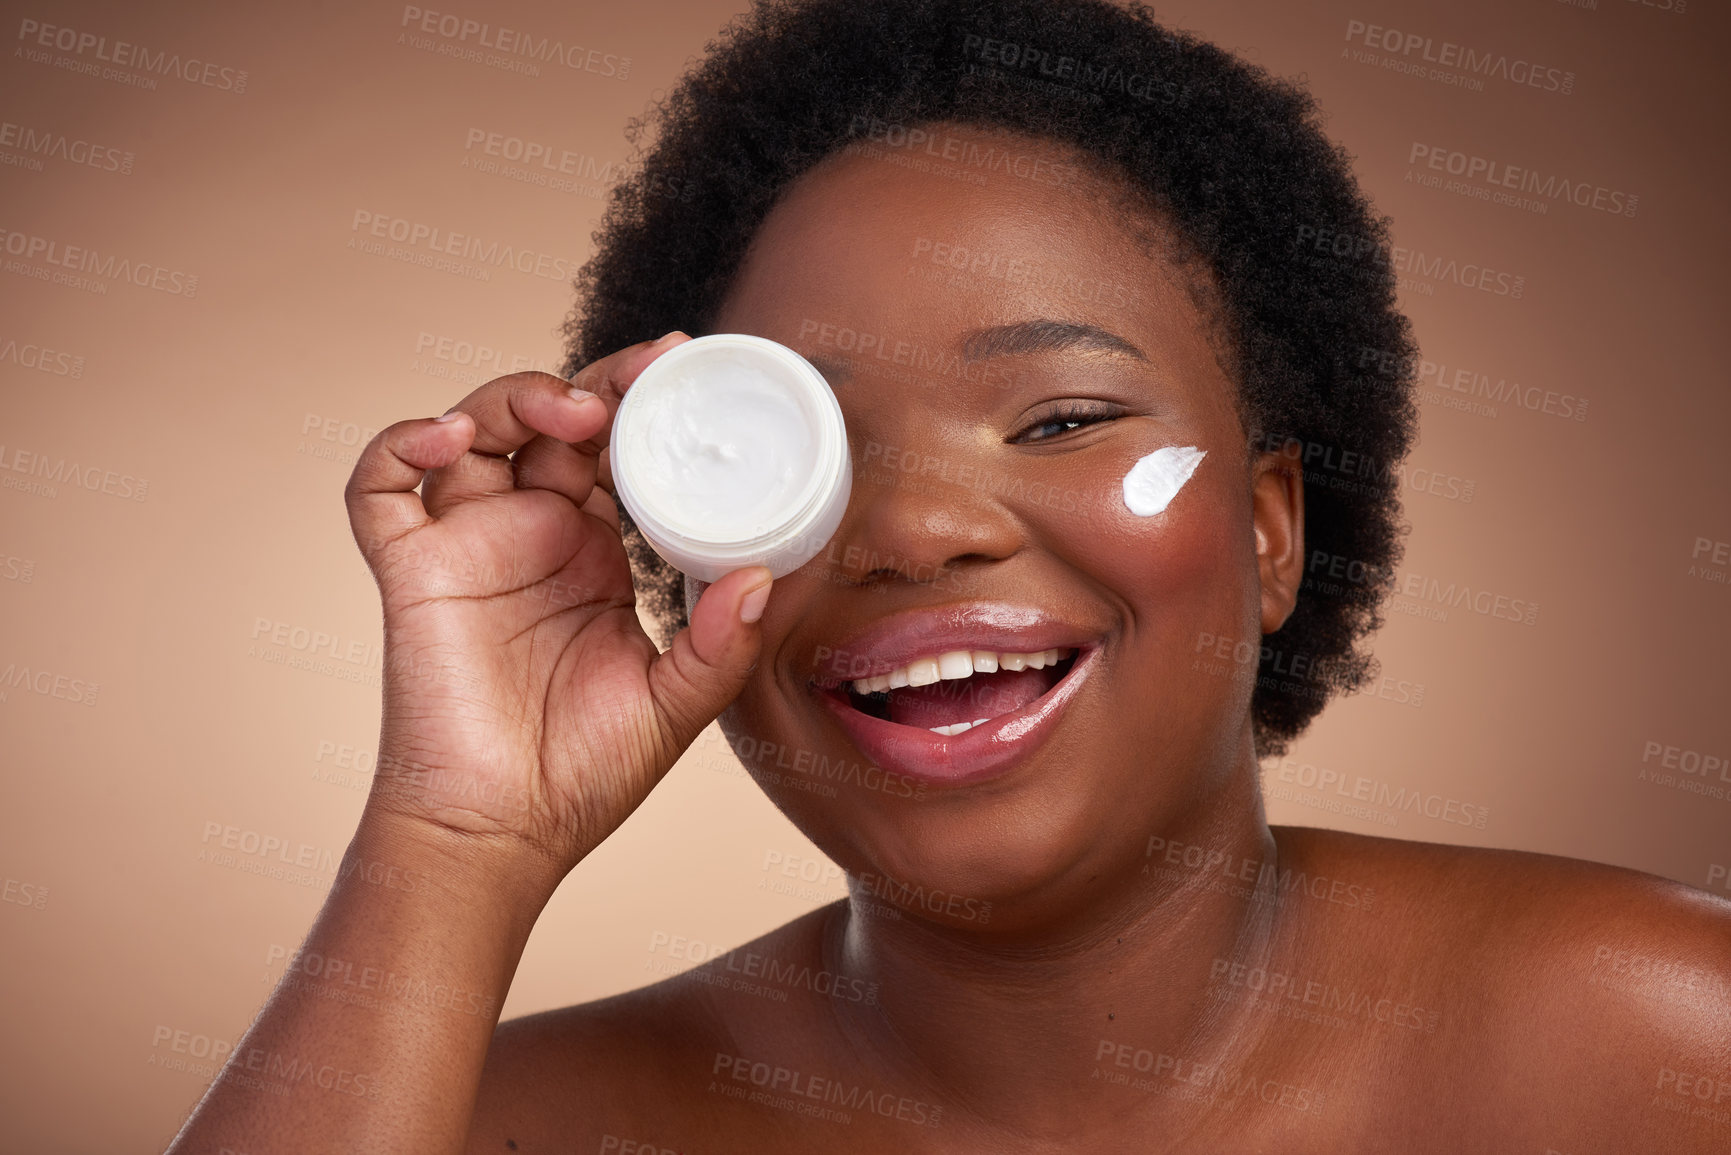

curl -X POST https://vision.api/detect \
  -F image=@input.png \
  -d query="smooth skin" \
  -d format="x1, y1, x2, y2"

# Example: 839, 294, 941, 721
166, 124, 1731, 1154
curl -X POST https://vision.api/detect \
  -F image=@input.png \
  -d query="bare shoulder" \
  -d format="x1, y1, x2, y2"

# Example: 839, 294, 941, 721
1277, 824, 1731, 987
462, 963, 728, 1153
464, 905, 840, 1154
1277, 825, 1731, 1152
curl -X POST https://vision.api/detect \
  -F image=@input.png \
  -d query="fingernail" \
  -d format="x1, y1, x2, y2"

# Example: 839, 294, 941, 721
739, 579, 772, 624
656, 329, 686, 346
567, 385, 600, 406
434, 410, 463, 423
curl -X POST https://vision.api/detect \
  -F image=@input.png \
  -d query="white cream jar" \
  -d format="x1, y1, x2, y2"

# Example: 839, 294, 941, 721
610, 333, 852, 582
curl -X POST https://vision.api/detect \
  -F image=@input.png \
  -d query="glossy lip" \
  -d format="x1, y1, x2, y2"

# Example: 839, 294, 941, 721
808, 601, 1100, 686
812, 639, 1101, 787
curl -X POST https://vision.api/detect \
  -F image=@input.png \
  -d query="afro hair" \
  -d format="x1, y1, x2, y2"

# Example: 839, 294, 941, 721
558, 0, 1420, 758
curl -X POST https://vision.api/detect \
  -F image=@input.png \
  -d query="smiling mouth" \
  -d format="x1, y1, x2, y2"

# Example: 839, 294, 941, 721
818, 647, 1080, 735
808, 642, 1097, 785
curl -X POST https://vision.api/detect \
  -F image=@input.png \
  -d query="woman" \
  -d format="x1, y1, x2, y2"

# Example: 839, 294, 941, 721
167, 0, 1731, 1150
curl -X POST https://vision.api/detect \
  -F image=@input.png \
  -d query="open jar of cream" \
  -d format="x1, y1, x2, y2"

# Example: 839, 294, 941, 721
609, 333, 852, 582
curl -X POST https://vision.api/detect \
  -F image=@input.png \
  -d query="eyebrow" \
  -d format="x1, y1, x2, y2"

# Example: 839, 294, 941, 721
960, 319, 1148, 363
798, 317, 1147, 385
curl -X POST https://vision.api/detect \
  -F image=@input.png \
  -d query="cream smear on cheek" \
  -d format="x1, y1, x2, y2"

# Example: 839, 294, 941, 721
1122, 445, 1206, 516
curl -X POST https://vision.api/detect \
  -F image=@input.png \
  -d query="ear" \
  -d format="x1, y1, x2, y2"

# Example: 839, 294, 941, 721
1250, 450, 1304, 636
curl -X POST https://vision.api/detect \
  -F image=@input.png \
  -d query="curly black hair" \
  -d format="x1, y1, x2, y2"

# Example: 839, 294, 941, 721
557, 0, 1420, 759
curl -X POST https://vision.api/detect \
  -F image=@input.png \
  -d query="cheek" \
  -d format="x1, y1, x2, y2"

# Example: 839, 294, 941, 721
1041, 445, 1251, 632
1060, 451, 1260, 741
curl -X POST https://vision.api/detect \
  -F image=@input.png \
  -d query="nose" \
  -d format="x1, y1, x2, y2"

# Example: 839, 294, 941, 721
823, 438, 1025, 588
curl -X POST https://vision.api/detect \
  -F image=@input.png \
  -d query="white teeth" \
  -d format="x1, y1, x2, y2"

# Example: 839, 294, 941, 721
906, 656, 941, 687
937, 651, 974, 680
848, 647, 1074, 697
928, 717, 994, 736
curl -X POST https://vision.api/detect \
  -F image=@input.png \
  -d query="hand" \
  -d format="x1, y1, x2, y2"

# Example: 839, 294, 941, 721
343, 333, 773, 879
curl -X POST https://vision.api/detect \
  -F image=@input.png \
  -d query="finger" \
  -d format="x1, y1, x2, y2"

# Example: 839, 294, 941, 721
579, 484, 622, 535
421, 371, 607, 514
425, 332, 689, 514
512, 434, 594, 507
646, 566, 773, 762
566, 331, 690, 498
596, 444, 615, 496
345, 413, 476, 560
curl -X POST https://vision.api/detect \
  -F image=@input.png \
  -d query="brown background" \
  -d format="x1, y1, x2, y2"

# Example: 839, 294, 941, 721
1, 0, 1726, 1149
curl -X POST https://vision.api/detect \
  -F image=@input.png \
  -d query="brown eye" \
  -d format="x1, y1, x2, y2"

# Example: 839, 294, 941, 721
1012, 403, 1120, 443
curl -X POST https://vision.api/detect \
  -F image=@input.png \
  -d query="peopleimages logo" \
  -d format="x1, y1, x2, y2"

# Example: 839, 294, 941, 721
0, 442, 149, 502
1290, 226, 1526, 300
1391, 570, 1540, 628
0, 227, 198, 297
397, 7, 631, 79
15, 17, 248, 92
1343, 19, 1575, 94
0, 335, 84, 377
348, 210, 579, 283
958, 33, 1189, 106
0, 119, 133, 174
1408, 143, 1637, 218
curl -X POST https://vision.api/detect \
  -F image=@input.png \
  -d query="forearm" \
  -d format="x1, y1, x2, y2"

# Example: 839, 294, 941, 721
163, 809, 563, 1154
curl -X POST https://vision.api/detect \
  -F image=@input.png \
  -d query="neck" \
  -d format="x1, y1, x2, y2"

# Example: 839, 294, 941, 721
819, 763, 1286, 1139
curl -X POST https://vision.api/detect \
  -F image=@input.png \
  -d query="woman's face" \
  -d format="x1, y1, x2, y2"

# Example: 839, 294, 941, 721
697, 122, 1302, 927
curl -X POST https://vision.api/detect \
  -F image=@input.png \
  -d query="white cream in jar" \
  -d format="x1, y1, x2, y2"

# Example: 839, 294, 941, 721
610, 334, 852, 581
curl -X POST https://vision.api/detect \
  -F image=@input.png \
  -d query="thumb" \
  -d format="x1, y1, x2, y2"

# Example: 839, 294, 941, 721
645, 566, 773, 762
